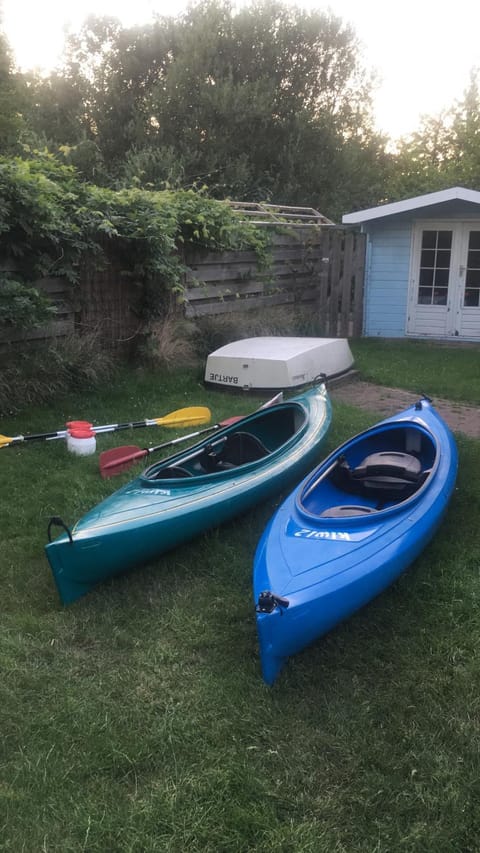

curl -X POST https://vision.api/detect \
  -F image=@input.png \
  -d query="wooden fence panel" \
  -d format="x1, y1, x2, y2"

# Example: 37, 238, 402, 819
339, 232, 354, 337
184, 228, 366, 337
77, 266, 141, 349
0, 266, 140, 352
0, 275, 75, 349
0, 226, 366, 352
351, 231, 366, 336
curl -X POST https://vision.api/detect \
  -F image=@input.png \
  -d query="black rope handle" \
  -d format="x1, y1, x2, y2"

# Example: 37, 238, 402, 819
47, 516, 73, 544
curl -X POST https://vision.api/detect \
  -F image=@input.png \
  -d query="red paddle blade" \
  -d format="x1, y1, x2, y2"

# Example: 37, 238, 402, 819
99, 446, 147, 478
220, 415, 243, 425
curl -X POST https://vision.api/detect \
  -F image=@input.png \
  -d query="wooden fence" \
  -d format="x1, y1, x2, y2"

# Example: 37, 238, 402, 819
184, 228, 366, 337
0, 270, 75, 349
0, 261, 141, 353
0, 226, 365, 351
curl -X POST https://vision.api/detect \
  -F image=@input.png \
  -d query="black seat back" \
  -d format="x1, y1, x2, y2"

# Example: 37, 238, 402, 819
201, 431, 270, 472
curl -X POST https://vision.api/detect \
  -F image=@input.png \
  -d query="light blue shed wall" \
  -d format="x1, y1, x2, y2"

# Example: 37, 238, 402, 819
363, 221, 412, 337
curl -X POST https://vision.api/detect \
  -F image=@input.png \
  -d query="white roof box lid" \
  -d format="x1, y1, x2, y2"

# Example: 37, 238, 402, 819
205, 336, 354, 390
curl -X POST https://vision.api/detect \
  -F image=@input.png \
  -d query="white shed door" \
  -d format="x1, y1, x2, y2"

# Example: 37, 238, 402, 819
407, 222, 480, 339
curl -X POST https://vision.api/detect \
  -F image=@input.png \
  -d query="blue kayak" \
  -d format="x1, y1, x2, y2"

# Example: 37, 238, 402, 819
253, 398, 458, 685
46, 383, 331, 605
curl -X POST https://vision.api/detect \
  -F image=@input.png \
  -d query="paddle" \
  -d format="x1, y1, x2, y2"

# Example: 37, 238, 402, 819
99, 417, 242, 478
0, 406, 211, 449
99, 391, 284, 479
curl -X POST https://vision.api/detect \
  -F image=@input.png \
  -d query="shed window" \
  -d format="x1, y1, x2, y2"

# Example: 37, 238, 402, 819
418, 230, 452, 306
464, 230, 480, 307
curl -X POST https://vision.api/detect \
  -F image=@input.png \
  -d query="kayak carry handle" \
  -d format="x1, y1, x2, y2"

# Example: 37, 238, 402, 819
256, 591, 290, 614
47, 516, 73, 544
416, 394, 433, 409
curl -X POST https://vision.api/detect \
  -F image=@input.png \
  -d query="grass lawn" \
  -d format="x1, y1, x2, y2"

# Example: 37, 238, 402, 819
1, 346, 480, 852
350, 338, 480, 404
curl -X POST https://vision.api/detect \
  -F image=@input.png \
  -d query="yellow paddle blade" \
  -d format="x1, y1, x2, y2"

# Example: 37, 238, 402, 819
0, 434, 14, 447
155, 406, 211, 428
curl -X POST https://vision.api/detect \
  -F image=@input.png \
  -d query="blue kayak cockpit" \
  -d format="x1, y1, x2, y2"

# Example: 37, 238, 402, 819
299, 421, 438, 518
142, 402, 308, 482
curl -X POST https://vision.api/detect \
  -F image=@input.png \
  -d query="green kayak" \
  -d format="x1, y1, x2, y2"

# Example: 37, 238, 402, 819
45, 383, 331, 604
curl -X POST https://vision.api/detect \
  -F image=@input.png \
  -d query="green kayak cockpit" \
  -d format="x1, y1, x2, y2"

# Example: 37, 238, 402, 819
142, 403, 307, 481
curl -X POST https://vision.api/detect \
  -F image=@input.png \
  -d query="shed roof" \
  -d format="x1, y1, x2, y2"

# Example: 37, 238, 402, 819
342, 187, 480, 225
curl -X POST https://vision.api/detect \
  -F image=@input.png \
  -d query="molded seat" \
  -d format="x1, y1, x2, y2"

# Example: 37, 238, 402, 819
332, 450, 425, 501
201, 431, 270, 471
351, 451, 422, 483
320, 505, 377, 518
153, 466, 194, 480
349, 451, 422, 495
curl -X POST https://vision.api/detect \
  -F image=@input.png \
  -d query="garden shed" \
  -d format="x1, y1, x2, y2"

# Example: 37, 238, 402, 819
342, 187, 480, 341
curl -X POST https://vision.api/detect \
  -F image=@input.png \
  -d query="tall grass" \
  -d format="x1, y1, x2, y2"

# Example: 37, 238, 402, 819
0, 358, 479, 851
0, 332, 116, 416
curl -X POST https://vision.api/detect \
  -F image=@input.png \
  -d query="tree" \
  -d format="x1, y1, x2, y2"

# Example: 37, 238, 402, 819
140, 0, 384, 212
31, 0, 386, 216
0, 25, 24, 153
447, 70, 480, 187
60, 15, 174, 169
387, 70, 480, 200
21, 71, 91, 148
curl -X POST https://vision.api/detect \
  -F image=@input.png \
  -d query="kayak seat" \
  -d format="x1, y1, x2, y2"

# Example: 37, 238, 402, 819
352, 452, 422, 483
200, 432, 270, 472
152, 465, 194, 479
320, 505, 377, 518
333, 451, 424, 499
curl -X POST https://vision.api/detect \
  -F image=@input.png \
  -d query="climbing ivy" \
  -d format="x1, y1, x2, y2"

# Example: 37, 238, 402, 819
0, 277, 57, 328
0, 152, 272, 328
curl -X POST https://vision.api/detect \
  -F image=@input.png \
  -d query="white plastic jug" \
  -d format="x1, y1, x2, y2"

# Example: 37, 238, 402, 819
66, 426, 97, 456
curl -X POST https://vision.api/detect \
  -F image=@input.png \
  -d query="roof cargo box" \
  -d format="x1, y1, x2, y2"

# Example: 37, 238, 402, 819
204, 336, 354, 390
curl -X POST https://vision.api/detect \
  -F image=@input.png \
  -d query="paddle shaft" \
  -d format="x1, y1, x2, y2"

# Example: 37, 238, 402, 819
101, 424, 230, 472
45, 418, 174, 441
3, 427, 81, 445
99, 392, 284, 477
0, 406, 210, 448
1, 422, 170, 446
155, 435, 227, 468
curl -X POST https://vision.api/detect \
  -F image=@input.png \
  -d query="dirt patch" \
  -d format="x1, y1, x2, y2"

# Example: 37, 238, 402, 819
329, 377, 480, 439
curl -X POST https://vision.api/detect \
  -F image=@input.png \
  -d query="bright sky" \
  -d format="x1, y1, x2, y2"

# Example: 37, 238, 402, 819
2, 0, 480, 139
